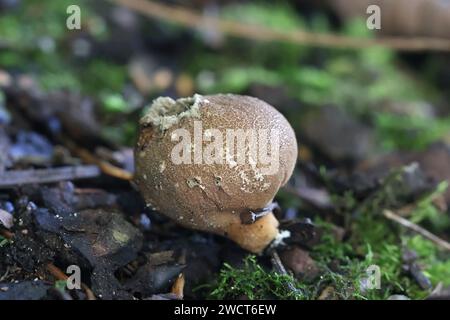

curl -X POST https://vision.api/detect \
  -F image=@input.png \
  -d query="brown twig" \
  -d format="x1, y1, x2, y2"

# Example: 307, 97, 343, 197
46, 263, 96, 300
63, 137, 133, 181
75, 147, 134, 181
383, 209, 450, 251
108, 0, 450, 52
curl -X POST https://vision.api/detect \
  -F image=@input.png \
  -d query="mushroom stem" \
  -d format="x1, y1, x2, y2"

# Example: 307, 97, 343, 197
226, 212, 279, 253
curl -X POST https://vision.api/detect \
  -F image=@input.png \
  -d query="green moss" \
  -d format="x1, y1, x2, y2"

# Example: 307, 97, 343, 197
198, 67, 282, 94
312, 217, 429, 300
426, 260, 450, 286
353, 170, 450, 297
310, 219, 367, 299
311, 166, 449, 299
209, 255, 305, 300
409, 181, 450, 231
407, 235, 450, 286
375, 113, 450, 151
222, 3, 303, 32
54, 280, 67, 292
0, 236, 10, 248
0, 1, 125, 92
39, 70, 81, 91
82, 61, 127, 94
345, 174, 417, 298
312, 218, 353, 263
0, 0, 92, 49
221, 2, 308, 68
101, 93, 130, 113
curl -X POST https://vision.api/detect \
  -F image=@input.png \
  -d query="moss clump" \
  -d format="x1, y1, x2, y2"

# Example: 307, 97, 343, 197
0, 235, 10, 247
54, 280, 67, 292
407, 235, 450, 286
209, 255, 305, 300
311, 218, 426, 300
375, 114, 450, 151
312, 165, 450, 300
410, 181, 450, 231
206, 164, 449, 300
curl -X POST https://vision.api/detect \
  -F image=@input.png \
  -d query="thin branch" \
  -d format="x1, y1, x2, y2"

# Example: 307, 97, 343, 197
74, 147, 134, 181
383, 209, 450, 251
0, 166, 100, 189
270, 250, 303, 296
62, 137, 133, 181
108, 0, 450, 52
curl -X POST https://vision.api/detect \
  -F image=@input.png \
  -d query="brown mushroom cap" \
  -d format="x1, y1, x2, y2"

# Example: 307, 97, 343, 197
134, 94, 298, 253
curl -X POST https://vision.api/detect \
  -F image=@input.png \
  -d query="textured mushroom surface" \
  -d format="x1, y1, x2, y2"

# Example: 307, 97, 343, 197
134, 94, 298, 253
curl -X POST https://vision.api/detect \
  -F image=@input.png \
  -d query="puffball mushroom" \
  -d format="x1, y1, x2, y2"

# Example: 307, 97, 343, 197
134, 94, 298, 253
